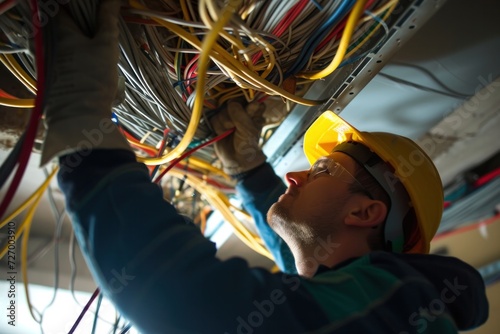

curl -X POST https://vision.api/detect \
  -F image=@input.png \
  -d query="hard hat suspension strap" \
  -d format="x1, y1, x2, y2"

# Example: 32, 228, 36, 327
333, 141, 411, 253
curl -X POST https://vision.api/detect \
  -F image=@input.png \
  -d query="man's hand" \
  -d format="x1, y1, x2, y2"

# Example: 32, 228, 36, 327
41, 0, 130, 166
210, 101, 267, 177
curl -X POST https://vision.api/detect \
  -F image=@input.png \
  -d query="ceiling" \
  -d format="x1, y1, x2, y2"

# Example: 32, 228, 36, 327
0, 0, 499, 333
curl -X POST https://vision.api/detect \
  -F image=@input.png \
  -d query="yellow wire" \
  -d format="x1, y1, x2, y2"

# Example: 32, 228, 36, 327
168, 168, 273, 260
297, 0, 368, 80
133, 0, 241, 166
345, 1, 397, 58
21, 183, 47, 322
181, 156, 230, 180
180, 0, 195, 34
128, 138, 158, 154
0, 167, 57, 263
0, 168, 58, 321
0, 97, 35, 108
130, 3, 324, 108
0, 167, 58, 230
0, 221, 25, 260
0, 54, 37, 94
359, 0, 398, 23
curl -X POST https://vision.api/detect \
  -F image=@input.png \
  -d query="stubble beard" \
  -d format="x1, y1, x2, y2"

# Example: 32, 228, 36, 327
267, 201, 316, 247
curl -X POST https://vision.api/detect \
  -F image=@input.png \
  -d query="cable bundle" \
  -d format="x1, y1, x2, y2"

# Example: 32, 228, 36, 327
1, 0, 398, 165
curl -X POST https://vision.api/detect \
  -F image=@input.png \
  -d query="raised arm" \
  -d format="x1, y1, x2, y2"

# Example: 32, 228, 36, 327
210, 102, 296, 272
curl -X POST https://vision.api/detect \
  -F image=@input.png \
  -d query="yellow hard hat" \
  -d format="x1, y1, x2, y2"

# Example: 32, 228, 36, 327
303, 110, 443, 254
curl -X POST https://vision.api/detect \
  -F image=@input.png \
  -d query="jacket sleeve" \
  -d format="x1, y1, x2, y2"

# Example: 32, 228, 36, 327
236, 163, 296, 273
57, 149, 326, 334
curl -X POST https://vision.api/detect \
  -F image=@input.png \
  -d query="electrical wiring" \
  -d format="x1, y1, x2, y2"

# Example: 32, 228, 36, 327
440, 177, 500, 232
0, 166, 57, 233
0, 96, 34, 107
153, 127, 235, 183
377, 72, 471, 99
20, 176, 53, 323
147, 124, 271, 257
0, 173, 58, 328
133, 0, 242, 166
119, 323, 133, 334
473, 167, 500, 188
297, 0, 368, 79
331, 3, 392, 69
343, 2, 395, 59
91, 293, 104, 334
285, 0, 356, 77
112, 314, 122, 334
167, 167, 273, 259
0, 88, 18, 98
387, 61, 474, 98
0, 54, 37, 93
0, 0, 17, 15
0, 45, 28, 53
67, 225, 134, 329
0, 0, 46, 220
433, 212, 500, 242
128, 3, 327, 107
109, 0, 395, 155
68, 288, 101, 334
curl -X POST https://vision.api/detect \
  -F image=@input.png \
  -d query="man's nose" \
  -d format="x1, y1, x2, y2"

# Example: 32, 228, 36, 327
285, 170, 308, 186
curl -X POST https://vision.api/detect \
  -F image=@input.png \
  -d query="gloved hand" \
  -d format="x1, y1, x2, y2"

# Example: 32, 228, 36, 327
40, 0, 130, 166
210, 101, 267, 177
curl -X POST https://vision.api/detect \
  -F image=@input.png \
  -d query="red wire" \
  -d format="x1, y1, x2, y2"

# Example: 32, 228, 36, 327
68, 288, 100, 334
0, 89, 18, 99
252, 0, 308, 65
473, 167, 500, 188
153, 128, 235, 184
184, 55, 199, 95
0, 0, 16, 15
273, 0, 308, 37
120, 127, 158, 156
0, 0, 45, 219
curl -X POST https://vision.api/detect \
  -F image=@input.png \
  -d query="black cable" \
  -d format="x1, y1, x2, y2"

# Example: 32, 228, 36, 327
119, 323, 132, 334
377, 72, 470, 99
389, 61, 474, 98
111, 314, 122, 334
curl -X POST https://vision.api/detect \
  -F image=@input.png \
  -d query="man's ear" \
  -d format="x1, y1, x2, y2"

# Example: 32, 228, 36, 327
344, 198, 387, 228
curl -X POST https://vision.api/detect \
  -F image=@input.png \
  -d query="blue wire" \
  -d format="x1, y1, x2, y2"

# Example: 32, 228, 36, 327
444, 183, 468, 202
285, 0, 355, 77
309, 0, 324, 11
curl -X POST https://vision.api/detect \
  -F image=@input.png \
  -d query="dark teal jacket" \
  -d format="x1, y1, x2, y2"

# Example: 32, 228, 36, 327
58, 149, 488, 333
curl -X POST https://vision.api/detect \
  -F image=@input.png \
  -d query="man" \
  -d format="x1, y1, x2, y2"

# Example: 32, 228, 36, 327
42, 1, 488, 333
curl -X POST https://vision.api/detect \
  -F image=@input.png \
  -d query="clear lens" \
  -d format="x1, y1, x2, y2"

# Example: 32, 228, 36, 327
307, 156, 374, 199
307, 157, 344, 182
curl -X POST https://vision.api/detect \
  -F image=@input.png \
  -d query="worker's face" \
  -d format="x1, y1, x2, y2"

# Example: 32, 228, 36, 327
267, 152, 363, 244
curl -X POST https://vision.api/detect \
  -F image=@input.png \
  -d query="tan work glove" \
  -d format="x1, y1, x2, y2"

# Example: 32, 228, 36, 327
210, 101, 267, 177
40, 0, 130, 166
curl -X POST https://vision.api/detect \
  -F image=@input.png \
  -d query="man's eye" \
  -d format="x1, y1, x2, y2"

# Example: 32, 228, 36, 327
312, 168, 328, 179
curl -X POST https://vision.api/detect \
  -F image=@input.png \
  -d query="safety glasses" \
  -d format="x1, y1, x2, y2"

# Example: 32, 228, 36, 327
307, 156, 373, 199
